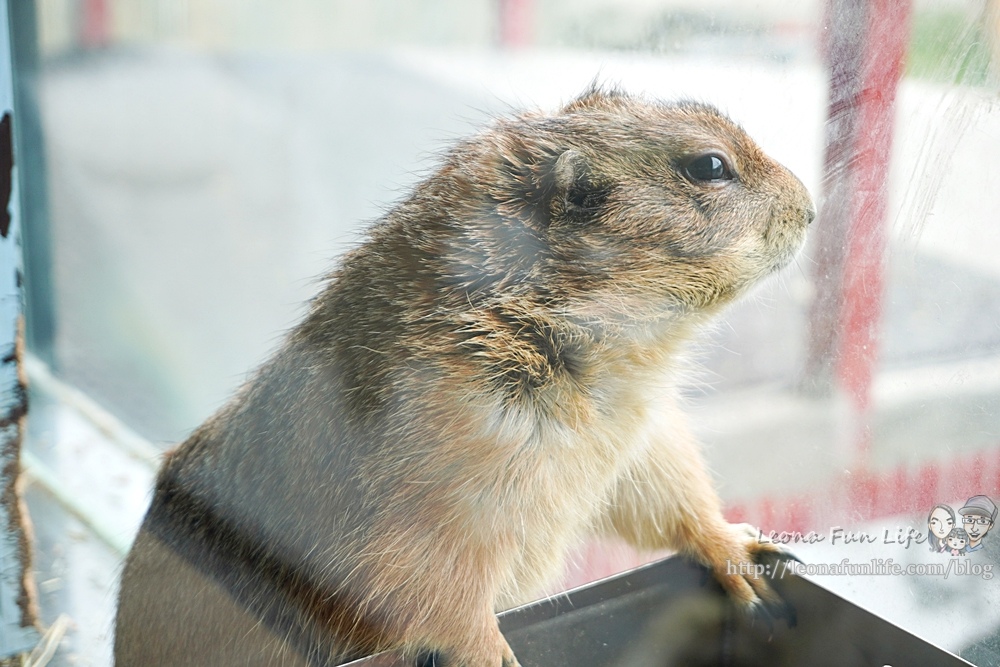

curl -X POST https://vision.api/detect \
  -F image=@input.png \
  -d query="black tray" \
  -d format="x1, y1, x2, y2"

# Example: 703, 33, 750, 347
345, 553, 973, 667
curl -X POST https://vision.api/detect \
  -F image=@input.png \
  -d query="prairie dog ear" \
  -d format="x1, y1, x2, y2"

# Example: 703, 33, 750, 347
552, 149, 607, 218
553, 149, 588, 192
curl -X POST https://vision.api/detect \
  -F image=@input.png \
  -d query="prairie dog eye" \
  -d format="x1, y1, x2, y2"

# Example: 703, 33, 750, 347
683, 153, 733, 183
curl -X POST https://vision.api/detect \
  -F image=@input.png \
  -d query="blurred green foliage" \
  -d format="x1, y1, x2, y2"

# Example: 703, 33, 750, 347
907, 7, 994, 86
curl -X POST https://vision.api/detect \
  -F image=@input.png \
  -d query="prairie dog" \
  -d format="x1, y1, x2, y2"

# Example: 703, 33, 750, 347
114, 86, 813, 667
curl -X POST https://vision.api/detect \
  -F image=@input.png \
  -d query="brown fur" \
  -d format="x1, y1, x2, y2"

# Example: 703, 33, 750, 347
114, 87, 813, 666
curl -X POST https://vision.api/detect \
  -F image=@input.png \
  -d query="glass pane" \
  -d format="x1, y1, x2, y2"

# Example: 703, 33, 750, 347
16, 0, 1000, 665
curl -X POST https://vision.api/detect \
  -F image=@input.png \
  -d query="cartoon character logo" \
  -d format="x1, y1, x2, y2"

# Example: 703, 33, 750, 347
959, 495, 997, 554
944, 527, 969, 556
927, 504, 956, 553
928, 496, 996, 556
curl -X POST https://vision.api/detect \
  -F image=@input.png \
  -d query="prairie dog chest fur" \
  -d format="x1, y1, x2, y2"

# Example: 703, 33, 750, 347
401, 310, 704, 606
481, 360, 687, 606
115, 85, 814, 667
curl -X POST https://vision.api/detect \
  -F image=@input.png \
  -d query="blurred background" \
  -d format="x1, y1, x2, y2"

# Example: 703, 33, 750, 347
8, 0, 1000, 664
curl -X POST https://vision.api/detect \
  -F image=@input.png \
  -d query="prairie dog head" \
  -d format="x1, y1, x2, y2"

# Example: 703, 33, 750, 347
433, 87, 814, 330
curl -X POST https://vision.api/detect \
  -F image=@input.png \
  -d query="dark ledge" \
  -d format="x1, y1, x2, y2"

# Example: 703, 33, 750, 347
344, 553, 973, 667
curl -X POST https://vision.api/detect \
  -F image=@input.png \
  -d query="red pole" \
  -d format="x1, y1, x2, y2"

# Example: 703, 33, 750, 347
837, 0, 911, 416
498, 0, 534, 49
806, 0, 912, 460
79, 0, 111, 50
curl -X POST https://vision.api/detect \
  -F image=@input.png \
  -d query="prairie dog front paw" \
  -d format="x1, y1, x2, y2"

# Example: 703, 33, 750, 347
699, 522, 787, 608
